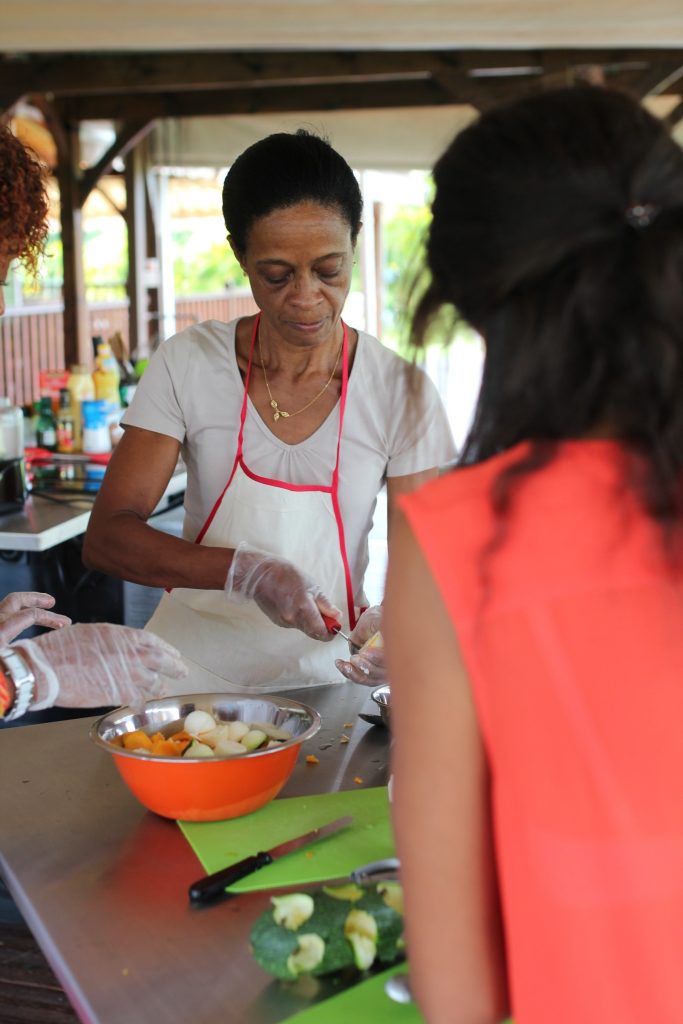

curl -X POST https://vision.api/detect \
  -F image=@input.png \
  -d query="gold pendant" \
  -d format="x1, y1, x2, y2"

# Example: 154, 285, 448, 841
280, 410, 290, 418
273, 411, 280, 421
270, 400, 278, 409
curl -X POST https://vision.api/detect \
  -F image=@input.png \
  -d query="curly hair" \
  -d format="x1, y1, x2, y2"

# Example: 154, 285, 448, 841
0, 121, 50, 278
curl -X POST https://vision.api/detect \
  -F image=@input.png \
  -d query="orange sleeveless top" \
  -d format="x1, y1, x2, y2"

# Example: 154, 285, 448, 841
400, 440, 683, 1024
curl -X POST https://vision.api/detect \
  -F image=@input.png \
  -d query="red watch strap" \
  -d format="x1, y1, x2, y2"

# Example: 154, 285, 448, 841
0, 664, 15, 718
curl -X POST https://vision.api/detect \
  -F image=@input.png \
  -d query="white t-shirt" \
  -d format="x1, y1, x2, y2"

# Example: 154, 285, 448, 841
122, 319, 456, 601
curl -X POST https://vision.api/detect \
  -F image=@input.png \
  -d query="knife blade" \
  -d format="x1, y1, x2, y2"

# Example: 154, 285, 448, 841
188, 814, 354, 905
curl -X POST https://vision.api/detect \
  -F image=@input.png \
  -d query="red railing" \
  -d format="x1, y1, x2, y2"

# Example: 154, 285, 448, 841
0, 291, 258, 407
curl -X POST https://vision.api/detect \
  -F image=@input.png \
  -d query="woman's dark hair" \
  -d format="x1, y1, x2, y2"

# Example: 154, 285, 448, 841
222, 129, 363, 254
413, 85, 683, 532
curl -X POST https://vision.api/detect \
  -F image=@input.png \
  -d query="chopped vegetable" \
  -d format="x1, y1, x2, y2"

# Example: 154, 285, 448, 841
121, 730, 153, 751
353, 776, 363, 785
344, 908, 378, 970
287, 934, 326, 976
340, 735, 349, 744
272, 893, 315, 930
306, 755, 319, 765
109, 711, 291, 760
242, 729, 268, 752
322, 883, 364, 902
183, 710, 216, 735
183, 740, 214, 758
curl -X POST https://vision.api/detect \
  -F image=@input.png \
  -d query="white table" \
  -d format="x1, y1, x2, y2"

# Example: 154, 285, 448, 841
0, 469, 187, 552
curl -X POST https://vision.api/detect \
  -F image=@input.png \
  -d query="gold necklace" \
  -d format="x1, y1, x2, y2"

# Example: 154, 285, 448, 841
257, 328, 343, 422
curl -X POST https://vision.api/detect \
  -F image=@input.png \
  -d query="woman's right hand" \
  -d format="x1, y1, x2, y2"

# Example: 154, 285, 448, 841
224, 543, 341, 640
0, 592, 71, 647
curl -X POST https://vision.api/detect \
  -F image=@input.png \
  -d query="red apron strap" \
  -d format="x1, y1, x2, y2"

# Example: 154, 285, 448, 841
193, 314, 260, 546
329, 322, 357, 629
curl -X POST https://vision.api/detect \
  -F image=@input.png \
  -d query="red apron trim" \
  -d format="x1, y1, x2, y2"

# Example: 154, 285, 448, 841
239, 457, 334, 493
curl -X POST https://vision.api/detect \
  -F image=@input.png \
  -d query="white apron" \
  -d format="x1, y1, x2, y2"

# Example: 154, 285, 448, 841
146, 315, 358, 693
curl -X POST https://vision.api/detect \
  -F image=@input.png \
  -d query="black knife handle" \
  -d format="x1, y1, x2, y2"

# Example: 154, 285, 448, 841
189, 850, 273, 905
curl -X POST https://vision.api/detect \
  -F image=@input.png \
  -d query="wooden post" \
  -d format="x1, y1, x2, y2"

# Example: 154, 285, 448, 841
373, 201, 383, 341
55, 120, 90, 367
124, 142, 148, 360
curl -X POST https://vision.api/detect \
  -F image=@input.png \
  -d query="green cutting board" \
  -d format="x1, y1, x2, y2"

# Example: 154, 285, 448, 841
284, 966, 425, 1024
178, 786, 395, 892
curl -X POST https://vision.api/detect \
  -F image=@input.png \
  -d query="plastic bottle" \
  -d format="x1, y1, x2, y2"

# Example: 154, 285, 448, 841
36, 396, 58, 451
81, 399, 111, 455
0, 397, 25, 461
56, 388, 76, 454
0, 397, 27, 508
93, 342, 121, 425
67, 364, 96, 453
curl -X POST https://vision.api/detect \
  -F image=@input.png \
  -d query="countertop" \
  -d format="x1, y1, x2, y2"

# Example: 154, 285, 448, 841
0, 466, 187, 552
0, 683, 391, 1024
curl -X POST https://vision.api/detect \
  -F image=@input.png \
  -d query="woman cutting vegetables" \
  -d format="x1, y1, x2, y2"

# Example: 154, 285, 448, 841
84, 130, 455, 692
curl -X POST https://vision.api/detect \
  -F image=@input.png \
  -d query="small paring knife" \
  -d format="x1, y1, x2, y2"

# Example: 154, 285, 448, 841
322, 613, 360, 653
188, 815, 354, 905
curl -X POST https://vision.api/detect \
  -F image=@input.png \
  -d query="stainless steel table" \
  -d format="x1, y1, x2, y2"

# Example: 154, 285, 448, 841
0, 684, 390, 1024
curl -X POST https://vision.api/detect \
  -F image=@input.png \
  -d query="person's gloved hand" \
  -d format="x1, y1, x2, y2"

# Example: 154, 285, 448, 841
13, 623, 188, 710
335, 605, 385, 685
225, 542, 341, 640
0, 591, 71, 647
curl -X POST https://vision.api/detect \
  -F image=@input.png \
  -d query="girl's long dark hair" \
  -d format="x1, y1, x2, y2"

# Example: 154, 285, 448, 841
413, 86, 683, 536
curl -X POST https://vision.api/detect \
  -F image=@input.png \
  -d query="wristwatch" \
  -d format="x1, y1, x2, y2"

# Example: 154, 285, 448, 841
1, 648, 36, 721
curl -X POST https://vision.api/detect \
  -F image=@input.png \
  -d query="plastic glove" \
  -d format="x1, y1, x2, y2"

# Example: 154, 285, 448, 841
0, 591, 71, 647
225, 542, 341, 640
14, 622, 189, 710
335, 605, 386, 685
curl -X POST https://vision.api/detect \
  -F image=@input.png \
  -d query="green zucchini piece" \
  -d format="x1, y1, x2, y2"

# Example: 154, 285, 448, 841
249, 882, 405, 980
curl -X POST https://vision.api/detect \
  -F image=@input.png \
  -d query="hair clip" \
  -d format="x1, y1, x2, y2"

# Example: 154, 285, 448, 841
624, 203, 659, 229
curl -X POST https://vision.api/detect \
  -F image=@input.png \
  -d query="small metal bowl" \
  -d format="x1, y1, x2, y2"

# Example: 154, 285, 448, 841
370, 684, 391, 728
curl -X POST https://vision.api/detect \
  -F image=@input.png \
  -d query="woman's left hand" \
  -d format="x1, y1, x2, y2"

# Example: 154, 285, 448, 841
335, 605, 385, 685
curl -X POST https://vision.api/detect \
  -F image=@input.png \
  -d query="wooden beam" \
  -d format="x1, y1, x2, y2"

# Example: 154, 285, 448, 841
0, 50, 438, 96
55, 77, 503, 121
3, 49, 683, 100
78, 120, 156, 205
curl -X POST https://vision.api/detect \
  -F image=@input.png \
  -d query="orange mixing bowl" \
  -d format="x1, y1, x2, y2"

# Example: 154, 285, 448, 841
91, 693, 321, 821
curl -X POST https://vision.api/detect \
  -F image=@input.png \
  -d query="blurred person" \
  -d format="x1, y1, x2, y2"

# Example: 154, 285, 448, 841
384, 87, 683, 1024
0, 123, 187, 722
84, 130, 455, 693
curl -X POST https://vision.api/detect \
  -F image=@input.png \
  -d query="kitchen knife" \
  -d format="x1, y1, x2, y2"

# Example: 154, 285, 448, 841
188, 814, 354, 905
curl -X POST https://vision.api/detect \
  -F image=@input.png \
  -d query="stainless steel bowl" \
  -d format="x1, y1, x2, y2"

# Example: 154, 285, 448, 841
370, 684, 391, 727
91, 692, 322, 761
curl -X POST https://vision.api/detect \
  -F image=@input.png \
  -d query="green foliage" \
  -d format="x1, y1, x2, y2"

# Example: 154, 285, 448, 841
173, 231, 247, 296
382, 199, 461, 356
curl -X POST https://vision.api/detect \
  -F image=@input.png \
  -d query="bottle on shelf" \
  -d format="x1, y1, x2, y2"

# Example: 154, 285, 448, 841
0, 397, 28, 510
81, 399, 111, 455
56, 388, 76, 454
36, 396, 58, 452
67, 364, 96, 453
93, 341, 121, 426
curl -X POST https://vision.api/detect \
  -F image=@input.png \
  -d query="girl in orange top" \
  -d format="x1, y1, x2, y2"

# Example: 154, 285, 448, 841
384, 87, 683, 1024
